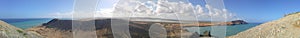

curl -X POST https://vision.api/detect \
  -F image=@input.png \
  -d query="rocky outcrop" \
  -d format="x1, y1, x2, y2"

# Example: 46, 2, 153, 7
229, 12, 300, 38
0, 20, 43, 38
200, 31, 212, 37
231, 20, 248, 25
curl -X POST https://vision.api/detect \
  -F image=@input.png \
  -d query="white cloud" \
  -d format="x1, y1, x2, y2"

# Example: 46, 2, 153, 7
47, 0, 239, 21
95, 8, 114, 17
108, 0, 236, 21
45, 12, 73, 18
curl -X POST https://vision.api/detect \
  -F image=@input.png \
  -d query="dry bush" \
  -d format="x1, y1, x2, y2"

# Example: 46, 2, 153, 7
294, 20, 300, 28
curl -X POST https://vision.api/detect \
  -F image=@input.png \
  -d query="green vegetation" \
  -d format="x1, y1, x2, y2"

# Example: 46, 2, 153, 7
16, 30, 23, 33
285, 12, 300, 17
17, 30, 28, 35
23, 33, 27, 35
47, 26, 54, 28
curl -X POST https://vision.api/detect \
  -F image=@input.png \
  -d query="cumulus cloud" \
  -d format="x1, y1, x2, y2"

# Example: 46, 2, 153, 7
108, 0, 236, 21
95, 8, 114, 17
46, 12, 73, 18
49, 0, 238, 21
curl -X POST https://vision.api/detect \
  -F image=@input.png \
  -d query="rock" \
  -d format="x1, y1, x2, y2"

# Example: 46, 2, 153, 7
229, 12, 300, 38
231, 20, 248, 25
189, 32, 200, 38
200, 31, 212, 37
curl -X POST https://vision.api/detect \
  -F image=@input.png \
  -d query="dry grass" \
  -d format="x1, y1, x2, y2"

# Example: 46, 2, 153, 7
294, 20, 300, 28
27, 26, 73, 38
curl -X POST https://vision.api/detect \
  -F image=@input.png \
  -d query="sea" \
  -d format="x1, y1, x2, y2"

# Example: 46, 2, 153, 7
184, 23, 261, 36
0, 18, 53, 29
0, 18, 261, 37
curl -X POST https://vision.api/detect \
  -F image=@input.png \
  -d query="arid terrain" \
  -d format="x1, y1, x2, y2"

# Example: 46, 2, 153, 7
0, 18, 247, 38
229, 12, 300, 38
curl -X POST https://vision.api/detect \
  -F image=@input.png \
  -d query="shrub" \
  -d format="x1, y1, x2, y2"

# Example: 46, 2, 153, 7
16, 30, 23, 33
285, 12, 300, 17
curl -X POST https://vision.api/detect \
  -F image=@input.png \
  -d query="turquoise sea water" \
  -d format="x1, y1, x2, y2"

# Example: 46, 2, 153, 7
0, 18, 52, 29
184, 23, 261, 36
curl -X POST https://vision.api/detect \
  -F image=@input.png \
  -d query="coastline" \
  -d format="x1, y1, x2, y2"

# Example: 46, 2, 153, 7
229, 12, 300, 38
184, 23, 260, 36
0, 18, 251, 38
0, 18, 52, 29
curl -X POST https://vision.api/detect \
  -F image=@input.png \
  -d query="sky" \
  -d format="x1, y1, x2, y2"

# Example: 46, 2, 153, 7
0, 0, 74, 18
0, 0, 300, 23
224, 0, 300, 23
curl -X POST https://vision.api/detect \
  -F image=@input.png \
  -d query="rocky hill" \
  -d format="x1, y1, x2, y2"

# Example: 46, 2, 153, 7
0, 20, 43, 38
24, 18, 248, 38
26, 18, 196, 38
229, 12, 300, 38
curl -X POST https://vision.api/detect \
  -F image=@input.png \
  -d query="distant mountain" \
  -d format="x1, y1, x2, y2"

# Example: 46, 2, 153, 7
27, 18, 193, 38
25, 17, 248, 38
229, 12, 300, 38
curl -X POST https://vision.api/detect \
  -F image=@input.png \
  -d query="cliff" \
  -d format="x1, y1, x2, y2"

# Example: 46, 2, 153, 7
231, 20, 248, 25
0, 20, 43, 38
229, 12, 300, 38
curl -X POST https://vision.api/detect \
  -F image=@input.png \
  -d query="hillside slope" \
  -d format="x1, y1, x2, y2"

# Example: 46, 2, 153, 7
229, 12, 300, 38
27, 19, 195, 38
0, 20, 43, 38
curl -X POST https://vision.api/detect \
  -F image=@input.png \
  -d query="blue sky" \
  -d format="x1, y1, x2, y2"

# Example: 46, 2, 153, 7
0, 0, 74, 18
190, 0, 300, 23
224, 0, 300, 23
0, 0, 300, 23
